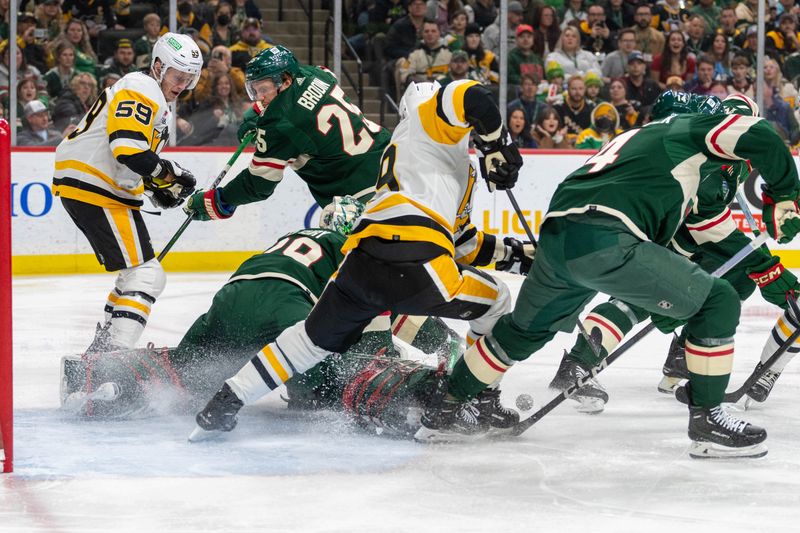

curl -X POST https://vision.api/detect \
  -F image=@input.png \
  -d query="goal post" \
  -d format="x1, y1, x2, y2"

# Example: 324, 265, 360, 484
0, 119, 12, 473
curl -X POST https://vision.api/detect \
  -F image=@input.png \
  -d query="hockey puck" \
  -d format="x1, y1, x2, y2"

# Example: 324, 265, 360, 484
515, 393, 534, 411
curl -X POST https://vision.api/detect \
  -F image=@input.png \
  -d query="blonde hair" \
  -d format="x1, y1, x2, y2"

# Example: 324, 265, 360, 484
70, 72, 98, 103
54, 19, 97, 61
556, 26, 580, 54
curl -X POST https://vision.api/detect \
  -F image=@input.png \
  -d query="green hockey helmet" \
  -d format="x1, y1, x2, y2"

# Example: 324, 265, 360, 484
245, 45, 300, 100
651, 91, 723, 120
721, 93, 759, 117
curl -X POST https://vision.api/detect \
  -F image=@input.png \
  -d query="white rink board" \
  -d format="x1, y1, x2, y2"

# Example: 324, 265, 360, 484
9, 149, 798, 258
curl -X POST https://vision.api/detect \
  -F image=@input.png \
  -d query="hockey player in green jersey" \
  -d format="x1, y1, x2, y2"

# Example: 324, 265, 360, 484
182, 45, 391, 221
548, 92, 800, 413
444, 92, 800, 458
61, 196, 516, 436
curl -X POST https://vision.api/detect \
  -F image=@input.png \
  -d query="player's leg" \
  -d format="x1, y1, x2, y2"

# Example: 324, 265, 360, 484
192, 249, 390, 436
551, 298, 650, 413
572, 232, 767, 457
394, 258, 517, 436
61, 198, 163, 350
172, 280, 315, 400
745, 307, 800, 403
657, 249, 757, 393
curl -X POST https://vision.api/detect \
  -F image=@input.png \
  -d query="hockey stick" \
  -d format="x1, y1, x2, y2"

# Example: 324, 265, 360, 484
157, 131, 256, 262
504, 189, 603, 358
510, 231, 770, 436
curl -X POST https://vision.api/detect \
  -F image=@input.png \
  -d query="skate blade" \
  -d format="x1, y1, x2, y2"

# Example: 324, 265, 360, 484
413, 426, 486, 443
657, 375, 684, 394
688, 440, 768, 459
188, 425, 225, 443
572, 396, 605, 414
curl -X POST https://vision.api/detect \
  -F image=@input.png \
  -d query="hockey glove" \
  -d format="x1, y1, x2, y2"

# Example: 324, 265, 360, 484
183, 189, 236, 221
650, 313, 687, 334
748, 255, 799, 309
494, 237, 535, 275
237, 101, 264, 144
143, 160, 196, 209
762, 189, 800, 243
474, 126, 523, 191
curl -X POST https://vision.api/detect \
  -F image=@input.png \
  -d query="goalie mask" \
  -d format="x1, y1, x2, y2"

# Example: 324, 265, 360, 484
151, 32, 203, 90
319, 195, 365, 236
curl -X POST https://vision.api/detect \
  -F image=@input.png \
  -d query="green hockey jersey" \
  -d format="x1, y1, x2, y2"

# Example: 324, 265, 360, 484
227, 228, 346, 302
221, 65, 392, 208
546, 113, 799, 246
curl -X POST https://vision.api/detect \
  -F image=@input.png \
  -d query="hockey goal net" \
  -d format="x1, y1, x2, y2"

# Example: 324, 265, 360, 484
0, 119, 11, 473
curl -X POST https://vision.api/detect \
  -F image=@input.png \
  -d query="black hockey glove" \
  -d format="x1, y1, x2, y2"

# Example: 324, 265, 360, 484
143, 160, 196, 209
474, 127, 523, 191
494, 237, 535, 275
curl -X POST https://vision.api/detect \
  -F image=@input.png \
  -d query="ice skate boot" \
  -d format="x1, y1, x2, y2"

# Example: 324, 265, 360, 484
549, 353, 608, 414
657, 334, 689, 393
414, 397, 490, 443
189, 383, 244, 442
688, 404, 767, 459
745, 363, 782, 404
474, 387, 519, 434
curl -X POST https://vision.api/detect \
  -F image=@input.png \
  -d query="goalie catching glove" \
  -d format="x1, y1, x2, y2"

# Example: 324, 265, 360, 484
183, 188, 237, 221
494, 237, 535, 275
762, 189, 800, 244
143, 160, 196, 209
747, 255, 799, 309
474, 126, 523, 191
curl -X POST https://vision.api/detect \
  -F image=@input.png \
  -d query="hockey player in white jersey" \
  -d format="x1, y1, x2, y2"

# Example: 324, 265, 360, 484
191, 80, 525, 441
52, 33, 202, 351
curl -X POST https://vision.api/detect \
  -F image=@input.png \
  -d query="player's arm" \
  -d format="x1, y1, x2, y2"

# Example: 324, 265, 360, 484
106, 88, 195, 208
692, 113, 800, 242
434, 80, 523, 191
184, 123, 305, 221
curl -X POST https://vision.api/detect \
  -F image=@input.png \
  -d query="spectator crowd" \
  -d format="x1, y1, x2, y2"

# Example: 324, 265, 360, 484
352, 0, 800, 148
3, 0, 800, 150
2, 0, 267, 146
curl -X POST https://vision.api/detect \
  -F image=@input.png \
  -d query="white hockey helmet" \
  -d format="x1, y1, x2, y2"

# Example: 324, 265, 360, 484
398, 81, 440, 120
150, 32, 203, 90
319, 195, 365, 236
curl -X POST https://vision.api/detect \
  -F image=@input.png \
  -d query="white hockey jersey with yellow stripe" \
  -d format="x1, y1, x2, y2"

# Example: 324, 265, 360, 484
343, 80, 481, 261
52, 72, 170, 209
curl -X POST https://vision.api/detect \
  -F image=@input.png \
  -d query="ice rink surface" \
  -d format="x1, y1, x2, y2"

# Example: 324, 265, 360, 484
3, 271, 800, 532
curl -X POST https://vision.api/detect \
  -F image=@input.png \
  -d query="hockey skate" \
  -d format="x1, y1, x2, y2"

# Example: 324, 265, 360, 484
745, 363, 782, 404
414, 397, 490, 442
189, 383, 244, 442
685, 384, 767, 458
473, 387, 519, 435
549, 353, 608, 414
657, 334, 689, 394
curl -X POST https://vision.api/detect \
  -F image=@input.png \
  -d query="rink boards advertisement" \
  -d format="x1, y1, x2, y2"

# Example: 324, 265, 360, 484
9, 147, 799, 274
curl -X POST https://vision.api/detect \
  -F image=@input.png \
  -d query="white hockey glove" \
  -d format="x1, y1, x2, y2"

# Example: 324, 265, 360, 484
762, 190, 800, 244
474, 126, 523, 191
143, 160, 196, 209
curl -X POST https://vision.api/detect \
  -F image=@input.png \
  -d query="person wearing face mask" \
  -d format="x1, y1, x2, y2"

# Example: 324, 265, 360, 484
575, 101, 622, 149
212, 1, 239, 48
176, 0, 212, 48
52, 33, 202, 353
229, 17, 272, 71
